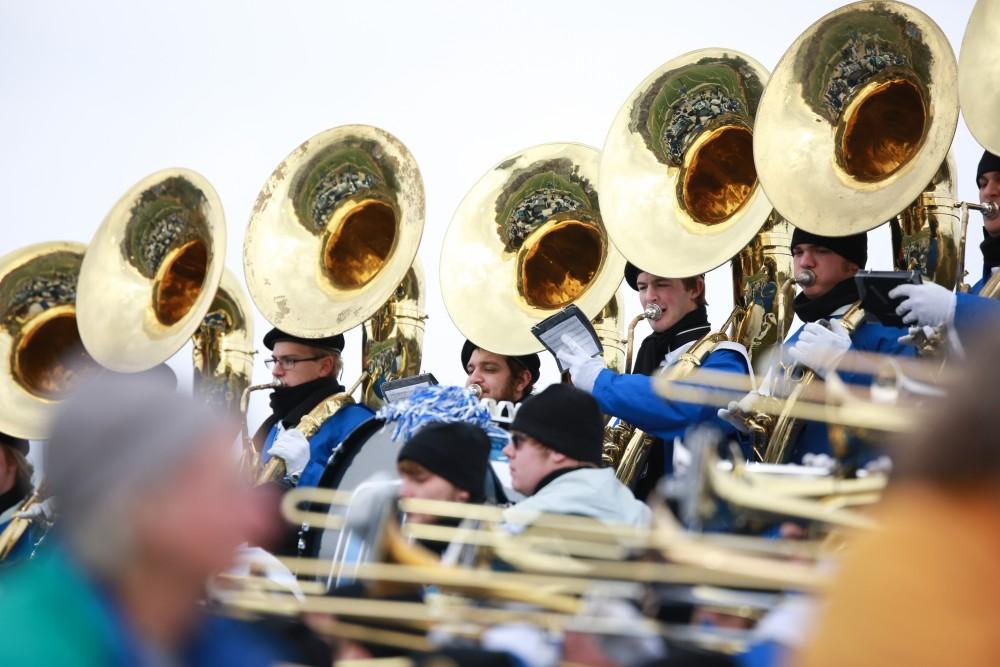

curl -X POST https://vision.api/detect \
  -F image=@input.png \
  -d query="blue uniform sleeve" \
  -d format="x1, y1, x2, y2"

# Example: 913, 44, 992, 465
954, 292, 1000, 339
591, 348, 748, 442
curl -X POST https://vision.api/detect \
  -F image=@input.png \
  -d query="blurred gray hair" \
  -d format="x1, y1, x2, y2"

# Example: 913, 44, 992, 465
45, 374, 225, 577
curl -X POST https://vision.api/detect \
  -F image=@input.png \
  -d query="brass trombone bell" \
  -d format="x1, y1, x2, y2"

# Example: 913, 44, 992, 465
600, 49, 774, 277
959, 0, 1000, 156
0, 242, 98, 439
440, 143, 625, 355
77, 169, 226, 372
754, 1, 959, 236
244, 125, 425, 338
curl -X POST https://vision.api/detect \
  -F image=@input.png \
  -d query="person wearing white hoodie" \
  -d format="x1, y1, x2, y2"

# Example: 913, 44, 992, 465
501, 384, 651, 529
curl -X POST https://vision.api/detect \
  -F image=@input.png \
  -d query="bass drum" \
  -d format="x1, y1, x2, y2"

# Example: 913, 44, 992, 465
297, 418, 403, 564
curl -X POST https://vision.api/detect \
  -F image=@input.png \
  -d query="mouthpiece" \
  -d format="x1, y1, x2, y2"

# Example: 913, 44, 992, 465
794, 270, 816, 287
643, 304, 663, 321
983, 201, 999, 220
468, 383, 483, 399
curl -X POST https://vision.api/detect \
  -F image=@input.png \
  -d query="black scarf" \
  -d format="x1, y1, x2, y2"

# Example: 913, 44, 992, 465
981, 229, 1000, 269
252, 376, 344, 447
793, 277, 859, 323
0, 476, 30, 515
632, 306, 712, 376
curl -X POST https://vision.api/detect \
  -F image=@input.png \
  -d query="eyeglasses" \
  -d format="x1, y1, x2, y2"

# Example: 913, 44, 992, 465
509, 432, 529, 449
264, 355, 325, 370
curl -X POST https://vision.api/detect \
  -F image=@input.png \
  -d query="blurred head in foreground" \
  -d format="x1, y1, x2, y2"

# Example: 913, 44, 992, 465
795, 333, 1000, 667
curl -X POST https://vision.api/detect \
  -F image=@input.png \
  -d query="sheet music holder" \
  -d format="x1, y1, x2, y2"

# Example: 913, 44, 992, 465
381, 373, 438, 403
531, 304, 603, 373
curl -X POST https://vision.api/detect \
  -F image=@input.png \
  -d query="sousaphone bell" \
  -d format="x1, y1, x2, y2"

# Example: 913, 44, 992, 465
76, 169, 227, 373
0, 242, 97, 439
440, 143, 625, 355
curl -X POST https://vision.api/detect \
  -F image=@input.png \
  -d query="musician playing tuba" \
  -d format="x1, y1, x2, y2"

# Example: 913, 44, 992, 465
0, 433, 37, 562
891, 149, 1000, 339
255, 329, 373, 489
558, 263, 752, 497
720, 230, 915, 464
460, 340, 540, 404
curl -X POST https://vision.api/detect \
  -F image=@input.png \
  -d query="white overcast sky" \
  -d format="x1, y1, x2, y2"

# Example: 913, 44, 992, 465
0, 0, 984, 427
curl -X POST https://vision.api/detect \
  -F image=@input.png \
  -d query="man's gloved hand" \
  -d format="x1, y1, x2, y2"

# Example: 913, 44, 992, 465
898, 325, 937, 348
15, 497, 55, 522
556, 334, 605, 394
787, 319, 851, 378
889, 282, 957, 328
268, 428, 310, 479
716, 391, 757, 434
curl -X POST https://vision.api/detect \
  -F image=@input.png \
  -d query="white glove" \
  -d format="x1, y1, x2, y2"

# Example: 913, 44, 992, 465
268, 427, 310, 479
716, 391, 757, 434
889, 282, 956, 328
555, 334, 605, 394
898, 325, 938, 347
787, 320, 851, 378
15, 497, 55, 522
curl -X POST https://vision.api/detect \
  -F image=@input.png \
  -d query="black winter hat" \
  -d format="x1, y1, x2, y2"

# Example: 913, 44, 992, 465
790, 228, 868, 269
976, 150, 1000, 189
0, 432, 28, 456
624, 262, 644, 291
510, 384, 604, 465
263, 328, 345, 353
397, 422, 491, 501
460, 339, 540, 386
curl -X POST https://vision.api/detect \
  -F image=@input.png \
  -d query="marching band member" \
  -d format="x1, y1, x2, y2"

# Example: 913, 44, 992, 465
558, 264, 752, 496
462, 339, 540, 403
255, 328, 373, 488
397, 421, 492, 525
723, 230, 915, 464
502, 384, 651, 528
890, 149, 1000, 338
0, 432, 36, 562
0, 375, 289, 666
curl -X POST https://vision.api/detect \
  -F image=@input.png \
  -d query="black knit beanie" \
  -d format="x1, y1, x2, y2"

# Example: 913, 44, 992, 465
510, 384, 603, 465
790, 228, 868, 269
0, 432, 28, 456
976, 150, 1000, 188
397, 422, 491, 501
460, 339, 540, 385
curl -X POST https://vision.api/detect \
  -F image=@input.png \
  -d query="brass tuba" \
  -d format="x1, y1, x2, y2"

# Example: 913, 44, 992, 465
750, 1, 961, 462
439, 143, 625, 356
242, 124, 425, 481
599, 49, 794, 483
77, 169, 228, 373
0, 242, 98, 440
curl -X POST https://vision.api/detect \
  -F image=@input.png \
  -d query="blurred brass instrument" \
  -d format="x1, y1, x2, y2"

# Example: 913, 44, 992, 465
191, 269, 255, 414
361, 259, 426, 410
242, 125, 425, 481
592, 291, 627, 375
439, 142, 626, 356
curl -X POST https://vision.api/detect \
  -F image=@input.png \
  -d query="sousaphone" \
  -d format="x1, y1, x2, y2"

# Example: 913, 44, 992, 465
959, 0, 1000, 157
600, 49, 795, 362
754, 0, 959, 236
77, 169, 227, 373
0, 242, 98, 439
241, 125, 425, 479
440, 143, 625, 355
244, 124, 424, 339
